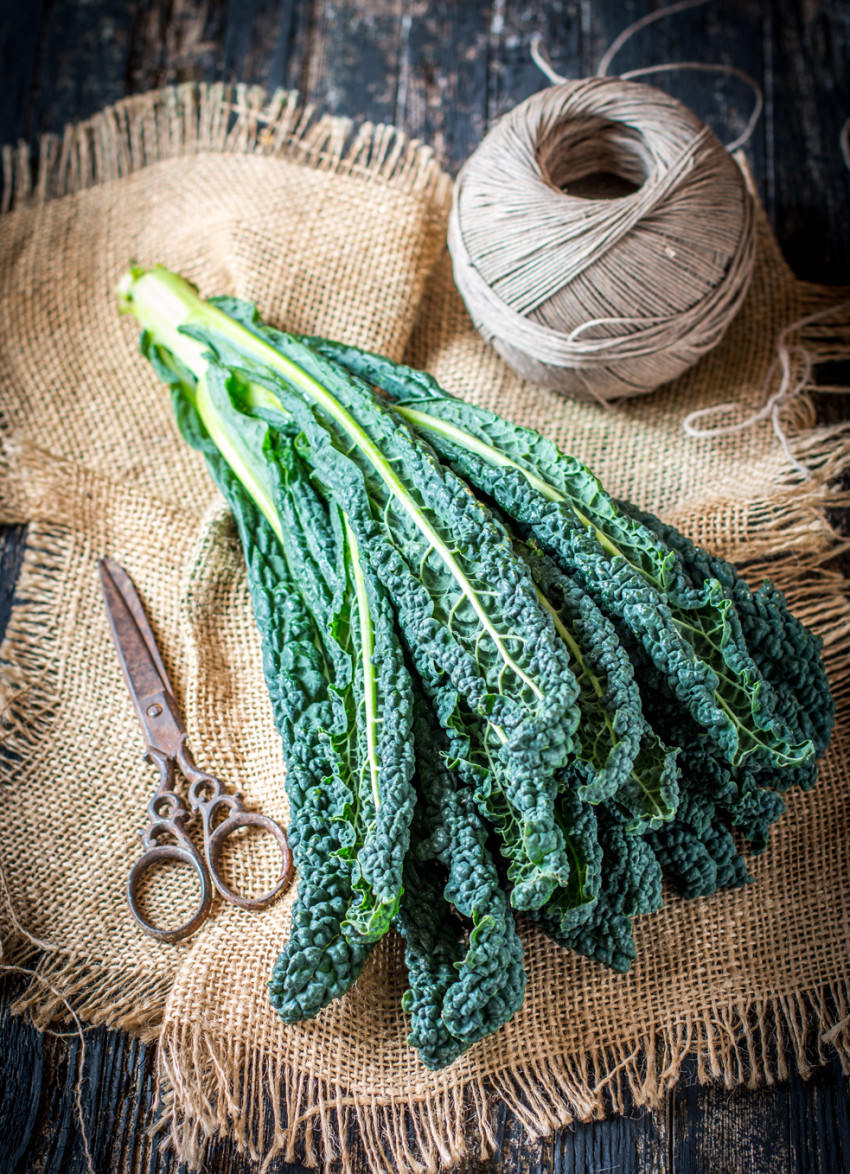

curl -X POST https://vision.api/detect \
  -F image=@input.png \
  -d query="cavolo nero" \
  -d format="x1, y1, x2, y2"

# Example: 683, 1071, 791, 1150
120, 267, 832, 1070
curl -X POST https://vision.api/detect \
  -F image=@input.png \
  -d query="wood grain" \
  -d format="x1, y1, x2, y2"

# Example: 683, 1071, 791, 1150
1, 2, 849, 1171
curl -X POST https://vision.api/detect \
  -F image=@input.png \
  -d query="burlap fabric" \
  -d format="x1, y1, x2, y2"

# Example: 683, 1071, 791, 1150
1, 85, 850, 1173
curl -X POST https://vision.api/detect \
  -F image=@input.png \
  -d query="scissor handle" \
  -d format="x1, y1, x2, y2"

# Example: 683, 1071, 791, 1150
127, 841, 212, 943
126, 749, 213, 943
207, 810, 294, 908
177, 741, 295, 910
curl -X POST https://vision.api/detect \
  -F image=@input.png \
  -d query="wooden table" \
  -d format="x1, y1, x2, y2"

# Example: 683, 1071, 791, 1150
1, 2, 849, 1171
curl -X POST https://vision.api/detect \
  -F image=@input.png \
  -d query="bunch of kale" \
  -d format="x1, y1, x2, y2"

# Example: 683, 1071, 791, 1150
123, 268, 832, 1070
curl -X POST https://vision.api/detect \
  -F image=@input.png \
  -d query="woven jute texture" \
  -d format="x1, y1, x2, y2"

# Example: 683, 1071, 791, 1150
1, 84, 850, 1174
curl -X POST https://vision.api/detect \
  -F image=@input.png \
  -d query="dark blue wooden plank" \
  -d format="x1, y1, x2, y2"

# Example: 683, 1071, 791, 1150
787, 1054, 850, 1174
126, 0, 225, 92
484, 1080, 667, 1172
0, 0, 48, 147
397, 0, 492, 172
303, 0, 403, 125
28, 0, 137, 137
770, 0, 850, 283
672, 1055, 790, 1174
0, 982, 46, 1174
219, 0, 309, 93
487, 1, 579, 125
553, 1109, 662, 1174
38, 1035, 81, 1174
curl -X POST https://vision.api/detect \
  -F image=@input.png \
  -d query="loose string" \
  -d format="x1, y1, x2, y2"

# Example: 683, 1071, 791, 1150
682, 303, 850, 479
596, 0, 716, 77
617, 64, 762, 153
530, 5, 849, 473
528, 36, 567, 85
683, 114, 850, 477
531, 0, 764, 153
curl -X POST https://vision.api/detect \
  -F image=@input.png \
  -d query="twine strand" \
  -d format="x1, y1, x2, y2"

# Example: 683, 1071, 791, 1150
529, 36, 567, 86
617, 64, 762, 153
596, 0, 712, 79
532, 1, 764, 155
449, 76, 755, 399
682, 303, 850, 479
683, 119, 850, 477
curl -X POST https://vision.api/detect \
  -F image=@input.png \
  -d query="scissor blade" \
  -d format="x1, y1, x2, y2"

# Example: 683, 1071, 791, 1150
98, 557, 185, 753
100, 555, 174, 692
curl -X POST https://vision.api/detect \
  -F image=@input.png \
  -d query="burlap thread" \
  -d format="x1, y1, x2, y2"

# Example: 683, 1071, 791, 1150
1, 83, 850, 1174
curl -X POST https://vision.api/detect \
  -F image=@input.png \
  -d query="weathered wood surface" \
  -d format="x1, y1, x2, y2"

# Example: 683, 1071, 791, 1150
1, 1, 849, 1171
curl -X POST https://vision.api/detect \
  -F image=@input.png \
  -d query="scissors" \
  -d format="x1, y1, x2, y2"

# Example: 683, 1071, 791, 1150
98, 555, 294, 944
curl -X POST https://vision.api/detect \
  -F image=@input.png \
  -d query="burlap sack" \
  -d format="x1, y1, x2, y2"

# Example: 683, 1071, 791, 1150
1, 84, 849, 1174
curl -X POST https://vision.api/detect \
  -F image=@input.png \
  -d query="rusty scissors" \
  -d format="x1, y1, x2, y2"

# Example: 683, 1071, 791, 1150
99, 555, 293, 943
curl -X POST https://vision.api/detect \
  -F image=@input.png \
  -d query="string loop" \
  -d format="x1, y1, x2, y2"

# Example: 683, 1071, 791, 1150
682, 302, 850, 479
532, 0, 764, 155
448, 77, 755, 400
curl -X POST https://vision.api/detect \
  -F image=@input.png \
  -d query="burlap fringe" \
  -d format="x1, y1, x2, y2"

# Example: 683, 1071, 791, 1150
795, 280, 850, 371
156, 977, 850, 1174
3, 948, 172, 1043
4, 82, 850, 1174
0, 82, 452, 219
0, 519, 68, 759
149, 268, 850, 1169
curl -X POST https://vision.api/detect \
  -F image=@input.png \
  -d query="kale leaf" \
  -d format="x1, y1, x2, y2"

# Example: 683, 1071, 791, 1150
307, 342, 815, 775
121, 268, 835, 1071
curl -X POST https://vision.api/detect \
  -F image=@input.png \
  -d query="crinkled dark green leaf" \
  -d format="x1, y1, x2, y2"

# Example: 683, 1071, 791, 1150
306, 341, 815, 775
411, 695, 526, 1048
529, 804, 662, 973
545, 787, 603, 932
179, 311, 584, 904
395, 852, 469, 1070
518, 540, 679, 831
617, 498, 833, 761
649, 789, 752, 898
271, 440, 417, 941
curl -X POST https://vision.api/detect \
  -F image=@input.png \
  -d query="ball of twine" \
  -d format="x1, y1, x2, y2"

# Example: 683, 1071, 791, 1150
447, 77, 756, 402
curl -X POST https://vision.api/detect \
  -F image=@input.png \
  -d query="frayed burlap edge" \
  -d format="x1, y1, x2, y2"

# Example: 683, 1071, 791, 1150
156, 979, 850, 1174
2, 948, 174, 1043
0, 83, 453, 1043
2, 87, 850, 1174
150, 227, 850, 1170
0, 82, 452, 219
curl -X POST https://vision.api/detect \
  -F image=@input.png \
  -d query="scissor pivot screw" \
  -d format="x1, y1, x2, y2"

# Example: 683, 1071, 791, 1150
147, 703, 163, 717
